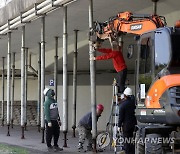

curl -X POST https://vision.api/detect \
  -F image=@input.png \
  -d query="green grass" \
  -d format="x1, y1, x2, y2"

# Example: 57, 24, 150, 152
0, 144, 28, 154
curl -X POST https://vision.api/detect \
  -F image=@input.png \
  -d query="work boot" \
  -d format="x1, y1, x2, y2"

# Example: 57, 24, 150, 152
47, 146, 54, 152
53, 146, 63, 152
97, 148, 104, 152
78, 142, 84, 152
86, 144, 93, 151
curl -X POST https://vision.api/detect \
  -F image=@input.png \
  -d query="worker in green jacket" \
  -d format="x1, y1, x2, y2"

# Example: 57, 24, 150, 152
44, 88, 63, 152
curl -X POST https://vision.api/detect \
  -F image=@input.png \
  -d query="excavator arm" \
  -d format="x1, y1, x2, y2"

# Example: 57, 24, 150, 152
91, 11, 166, 42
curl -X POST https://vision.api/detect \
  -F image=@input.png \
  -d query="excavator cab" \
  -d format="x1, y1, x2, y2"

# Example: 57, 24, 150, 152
136, 27, 180, 123
135, 26, 180, 153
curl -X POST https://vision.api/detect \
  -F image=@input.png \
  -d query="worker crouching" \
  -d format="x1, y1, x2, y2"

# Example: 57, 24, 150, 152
77, 104, 104, 152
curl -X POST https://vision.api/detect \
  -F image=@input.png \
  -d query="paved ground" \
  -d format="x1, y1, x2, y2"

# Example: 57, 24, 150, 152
0, 126, 113, 154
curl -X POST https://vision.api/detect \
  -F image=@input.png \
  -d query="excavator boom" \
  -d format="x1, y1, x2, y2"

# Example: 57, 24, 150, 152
93, 11, 166, 41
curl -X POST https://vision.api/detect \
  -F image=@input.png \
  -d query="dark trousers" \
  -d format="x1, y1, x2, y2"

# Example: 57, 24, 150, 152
123, 128, 135, 154
45, 120, 60, 147
116, 68, 127, 93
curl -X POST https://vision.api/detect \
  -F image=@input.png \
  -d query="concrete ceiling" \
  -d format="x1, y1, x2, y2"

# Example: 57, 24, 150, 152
0, 0, 179, 73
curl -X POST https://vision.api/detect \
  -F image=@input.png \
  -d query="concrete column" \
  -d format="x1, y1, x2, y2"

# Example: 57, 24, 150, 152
63, 6, 68, 147
72, 29, 78, 137
54, 37, 58, 101
88, 0, 97, 151
40, 16, 46, 143
7, 32, 11, 136
21, 26, 25, 139
1, 57, 5, 126
11, 52, 15, 128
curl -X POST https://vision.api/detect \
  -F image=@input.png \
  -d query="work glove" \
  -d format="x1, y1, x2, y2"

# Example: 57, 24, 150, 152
120, 94, 124, 99
118, 127, 121, 133
93, 41, 101, 49
89, 57, 96, 61
48, 122, 52, 127
58, 120, 62, 126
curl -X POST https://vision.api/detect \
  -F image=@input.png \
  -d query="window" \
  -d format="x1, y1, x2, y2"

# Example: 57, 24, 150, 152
139, 37, 153, 92
169, 34, 180, 67
155, 30, 170, 75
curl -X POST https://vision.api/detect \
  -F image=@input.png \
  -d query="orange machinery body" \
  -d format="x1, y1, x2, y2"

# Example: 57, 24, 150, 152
96, 11, 165, 39
96, 11, 180, 152
145, 74, 180, 108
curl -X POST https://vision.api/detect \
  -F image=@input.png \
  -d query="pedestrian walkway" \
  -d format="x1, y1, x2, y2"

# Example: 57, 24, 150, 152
0, 126, 112, 153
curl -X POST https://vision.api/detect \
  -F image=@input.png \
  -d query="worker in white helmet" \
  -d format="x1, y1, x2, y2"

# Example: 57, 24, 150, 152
43, 88, 63, 152
118, 87, 137, 154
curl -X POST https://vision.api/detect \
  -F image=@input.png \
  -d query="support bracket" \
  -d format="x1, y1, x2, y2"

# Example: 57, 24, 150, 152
8, 20, 18, 31
34, 3, 46, 16
51, 0, 62, 8
20, 12, 31, 24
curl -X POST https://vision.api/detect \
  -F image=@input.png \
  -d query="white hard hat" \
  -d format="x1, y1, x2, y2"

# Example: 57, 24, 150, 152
43, 88, 50, 96
123, 87, 132, 96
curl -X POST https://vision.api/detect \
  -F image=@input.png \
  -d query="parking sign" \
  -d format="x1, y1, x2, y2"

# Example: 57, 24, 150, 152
49, 79, 54, 86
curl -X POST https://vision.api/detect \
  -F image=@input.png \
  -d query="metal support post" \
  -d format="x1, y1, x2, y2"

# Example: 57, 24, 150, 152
119, 36, 123, 52
37, 42, 41, 132
63, 6, 68, 147
89, 0, 97, 151
21, 26, 25, 139
7, 32, 11, 136
40, 16, 46, 143
1, 57, 5, 126
114, 84, 119, 153
54, 36, 58, 101
72, 29, 78, 138
152, 0, 159, 15
11, 52, 15, 128
24, 48, 28, 131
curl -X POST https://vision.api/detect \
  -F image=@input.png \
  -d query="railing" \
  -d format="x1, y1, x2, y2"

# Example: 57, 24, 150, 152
0, 0, 77, 35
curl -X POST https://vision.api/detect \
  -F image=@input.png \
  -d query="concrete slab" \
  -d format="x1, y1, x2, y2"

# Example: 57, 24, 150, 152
0, 126, 113, 153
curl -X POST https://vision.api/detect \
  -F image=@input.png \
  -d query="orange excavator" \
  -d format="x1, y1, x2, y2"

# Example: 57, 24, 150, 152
91, 11, 180, 153
91, 11, 166, 42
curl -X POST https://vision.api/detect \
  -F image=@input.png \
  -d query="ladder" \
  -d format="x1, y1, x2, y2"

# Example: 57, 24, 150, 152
106, 79, 124, 153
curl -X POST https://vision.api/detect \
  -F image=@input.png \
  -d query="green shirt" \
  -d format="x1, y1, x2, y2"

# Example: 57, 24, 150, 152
44, 97, 59, 122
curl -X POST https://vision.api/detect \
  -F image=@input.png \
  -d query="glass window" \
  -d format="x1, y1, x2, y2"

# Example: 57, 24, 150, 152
139, 37, 153, 92
155, 31, 170, 75
169, 34, 180, 67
